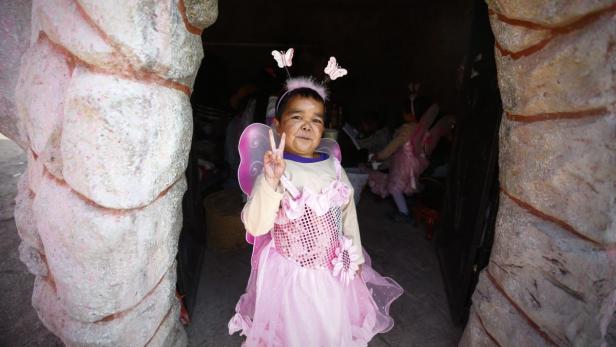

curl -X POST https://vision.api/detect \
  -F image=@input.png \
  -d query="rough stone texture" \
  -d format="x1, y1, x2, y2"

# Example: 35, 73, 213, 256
14, 173, 43, 252
495, 13, 615, 115
18, 241, 48, 277
486, 0, 615, 26
32, 175, 186, 322
146, 303, 188, 347
32, 0, 125, 71
39, 129, 65, 181
0, 0, 215, 345
33, 264, 180, 347
15, 36, 71, 156
0, 0, 31, 148
0, 138, 63, 347
489, 197, 616, 345
458, 307, 499, 347
461, 1, 616, 346
78, 0, 204, 87
184, 0, 218, 31
488, 14, 550, 53
25, 151, 45, 194
460, 275, 551, 346
500, 116, 616, 244
62, 68, 192, 209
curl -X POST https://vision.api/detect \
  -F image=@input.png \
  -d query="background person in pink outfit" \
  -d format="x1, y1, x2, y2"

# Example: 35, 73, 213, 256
368, 97, 439, 223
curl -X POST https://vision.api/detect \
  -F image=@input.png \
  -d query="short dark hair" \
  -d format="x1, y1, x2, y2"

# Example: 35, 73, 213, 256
275, 87, 326, 120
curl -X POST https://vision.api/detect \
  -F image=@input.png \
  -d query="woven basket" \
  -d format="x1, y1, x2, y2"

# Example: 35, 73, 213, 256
204, 189, 246, 250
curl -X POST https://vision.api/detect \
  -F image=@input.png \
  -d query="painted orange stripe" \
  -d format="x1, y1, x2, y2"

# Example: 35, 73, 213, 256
506, 107, 608, 123
96, 263, 172, 323
474, 311, 503, 347
83, 62, 192, 96
494, 38, 552, 60
489, 3, 616, 31
144, 303, 175, 345
30, 148, 39, 160
501, 188, 603, 247
178, 0, 204, 35
72, 0, 192, 95
42, 167, 176, 214
491, 3, 616, 59
41, 29, 191, 96
486, 270, 560, 346
488, 9, 551, 31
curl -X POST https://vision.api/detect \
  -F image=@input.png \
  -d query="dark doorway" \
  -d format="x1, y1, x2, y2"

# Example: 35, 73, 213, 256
435, 0, 502, 324
177, 0, 503, 343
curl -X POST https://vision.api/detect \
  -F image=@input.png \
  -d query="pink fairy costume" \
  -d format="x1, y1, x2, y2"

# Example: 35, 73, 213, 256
369, 104, 445, 198
229, 121, 403, 346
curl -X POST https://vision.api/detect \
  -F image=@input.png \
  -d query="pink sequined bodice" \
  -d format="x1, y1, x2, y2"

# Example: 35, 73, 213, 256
273, 160, 351, 270
273, 205, 342, 269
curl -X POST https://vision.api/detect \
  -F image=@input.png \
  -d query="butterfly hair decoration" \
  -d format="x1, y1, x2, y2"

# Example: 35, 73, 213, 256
271, 48, 294, 78
324, 57, 348, 81
270, 49, 348, 113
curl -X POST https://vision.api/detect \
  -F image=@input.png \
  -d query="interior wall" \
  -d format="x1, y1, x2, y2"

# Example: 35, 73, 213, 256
195, 0, 473, 124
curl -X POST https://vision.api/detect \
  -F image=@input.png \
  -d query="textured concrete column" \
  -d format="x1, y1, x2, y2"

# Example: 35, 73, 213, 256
0, 0, 217, 345
460, 1, 616, 346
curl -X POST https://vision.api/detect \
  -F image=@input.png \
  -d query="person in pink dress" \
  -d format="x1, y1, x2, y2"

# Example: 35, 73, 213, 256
368, 97, 439, 223
228, 71, 403, 346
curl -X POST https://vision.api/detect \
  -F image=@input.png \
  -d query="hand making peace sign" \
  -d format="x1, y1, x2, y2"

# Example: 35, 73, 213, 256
263, 129, 286, 189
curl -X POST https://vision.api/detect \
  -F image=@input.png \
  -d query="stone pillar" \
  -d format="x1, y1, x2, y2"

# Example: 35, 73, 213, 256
460, 1, 616, 346
1, 0, 217, 346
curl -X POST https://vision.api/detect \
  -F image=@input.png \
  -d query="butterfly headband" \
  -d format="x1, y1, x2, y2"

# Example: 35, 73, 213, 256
271, 48, 349, 113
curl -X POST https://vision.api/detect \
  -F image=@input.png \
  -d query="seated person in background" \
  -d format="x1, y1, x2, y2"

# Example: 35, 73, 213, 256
338, 116, 369, 168
368, 97, 437, 223
357, 111, 390, 156
423, 115, 456, 178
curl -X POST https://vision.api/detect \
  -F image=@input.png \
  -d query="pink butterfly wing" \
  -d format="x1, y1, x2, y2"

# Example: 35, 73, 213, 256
271, 50, 285, 68
284, 48, 294, 66
423, 115, 454, 156
316, 138, 342, 162
411, 103, 439, 157
331, 68, 347, 80
237, 123, 280, 247
237, 123, 278, 196
324, 57, 337, 75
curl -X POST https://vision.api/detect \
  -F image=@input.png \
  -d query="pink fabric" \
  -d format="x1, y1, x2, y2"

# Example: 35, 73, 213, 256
276, 174, 351, 222
368, 139, 429, 198
274, 205, 342, 270
229, 241, 403, 347
237, 123, 343, 246
229, 161, 403, 346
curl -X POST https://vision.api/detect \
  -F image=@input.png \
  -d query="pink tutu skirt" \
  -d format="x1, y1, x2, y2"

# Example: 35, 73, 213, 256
229, 239, 403, 347
369, 142, 429, 198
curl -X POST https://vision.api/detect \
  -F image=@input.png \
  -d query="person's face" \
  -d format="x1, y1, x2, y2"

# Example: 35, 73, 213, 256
275, 96, 325, 158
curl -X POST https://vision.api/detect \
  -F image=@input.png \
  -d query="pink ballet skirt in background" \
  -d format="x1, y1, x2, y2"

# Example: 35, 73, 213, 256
229, 162, 403, 347
369, 139, 429, 198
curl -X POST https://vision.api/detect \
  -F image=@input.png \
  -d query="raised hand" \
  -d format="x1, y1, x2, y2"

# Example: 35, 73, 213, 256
263, 129, 286, 189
